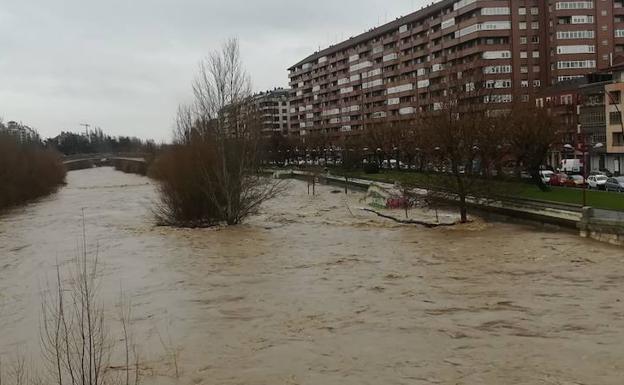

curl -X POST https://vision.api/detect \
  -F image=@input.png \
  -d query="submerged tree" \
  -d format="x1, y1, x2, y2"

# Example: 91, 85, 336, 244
153, 38, 283, 227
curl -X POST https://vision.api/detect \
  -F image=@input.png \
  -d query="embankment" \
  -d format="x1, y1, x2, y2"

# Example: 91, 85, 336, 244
0, 135, 66, 210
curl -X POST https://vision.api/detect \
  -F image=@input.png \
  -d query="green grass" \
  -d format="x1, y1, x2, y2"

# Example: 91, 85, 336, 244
518, 186, 624, 211
333, 169, 624, 211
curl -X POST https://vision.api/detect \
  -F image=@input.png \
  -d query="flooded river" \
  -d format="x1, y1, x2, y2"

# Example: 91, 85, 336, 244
1, 167, 624, 384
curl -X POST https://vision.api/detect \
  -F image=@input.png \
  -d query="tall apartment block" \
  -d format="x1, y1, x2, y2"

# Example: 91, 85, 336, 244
288, 0, 624, 139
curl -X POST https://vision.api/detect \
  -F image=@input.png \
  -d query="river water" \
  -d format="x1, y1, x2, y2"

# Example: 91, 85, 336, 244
1, 167, 623, 384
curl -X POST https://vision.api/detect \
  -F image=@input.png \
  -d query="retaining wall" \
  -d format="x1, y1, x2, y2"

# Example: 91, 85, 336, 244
579, 208, 624, 246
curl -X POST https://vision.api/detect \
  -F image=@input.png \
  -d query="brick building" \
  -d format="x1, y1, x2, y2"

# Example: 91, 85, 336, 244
288, 0, 624, 139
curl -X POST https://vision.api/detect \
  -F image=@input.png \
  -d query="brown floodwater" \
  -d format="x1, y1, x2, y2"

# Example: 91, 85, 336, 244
1, 167, 624, 384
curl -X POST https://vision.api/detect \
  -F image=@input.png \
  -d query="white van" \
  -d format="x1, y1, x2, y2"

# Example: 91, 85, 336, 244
560, 159, 582, 173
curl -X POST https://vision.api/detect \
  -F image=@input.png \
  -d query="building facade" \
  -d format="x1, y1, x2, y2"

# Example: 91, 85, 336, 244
538, 66, 624, 174
0, 121, 39, 143
252, 88, 291, 136
288, 0, 624, 139
604, 66, 624, 173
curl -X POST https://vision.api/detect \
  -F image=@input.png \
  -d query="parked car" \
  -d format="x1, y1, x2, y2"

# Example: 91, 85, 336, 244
549, 173, 569, 187
605, 177, 624, 192
567, 175, 586, 188
587, 175, 609, 190
539, 170, 555, 184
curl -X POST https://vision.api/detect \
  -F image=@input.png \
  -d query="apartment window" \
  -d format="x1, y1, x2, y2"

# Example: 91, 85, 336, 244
555, 2, 594, 10
521, 80, 529, 87
531, 36, 540, 44
531, 22, 539, 30
520, 36, 528, 44
557, 60, 596, 69
557, 30, 594, 39
533, 80, 541, 87
519, 22, 527, 30
521, 51, 528, 58
519, 7, 527, 15
609, 91, 621, 104
521, 94, 530, 102
521, 66, 528, 73
532, 51, 540, 58
610, 111, 622, 125
530, 7, 539, 15
533, 65, 541, 72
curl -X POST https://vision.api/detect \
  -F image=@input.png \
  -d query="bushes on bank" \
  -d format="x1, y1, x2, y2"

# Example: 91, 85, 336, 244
0, 134, 66, 210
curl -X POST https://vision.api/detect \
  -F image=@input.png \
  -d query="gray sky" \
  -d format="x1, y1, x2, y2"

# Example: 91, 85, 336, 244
0, 0, 429, 141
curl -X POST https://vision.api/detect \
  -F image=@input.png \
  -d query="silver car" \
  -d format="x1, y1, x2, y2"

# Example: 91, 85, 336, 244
605, 177, 624, 192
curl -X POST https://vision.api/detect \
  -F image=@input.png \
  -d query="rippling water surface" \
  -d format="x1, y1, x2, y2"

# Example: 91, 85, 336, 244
1, 167, 623, 384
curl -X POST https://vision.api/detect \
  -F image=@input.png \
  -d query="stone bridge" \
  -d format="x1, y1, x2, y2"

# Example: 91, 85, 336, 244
63, 153, 148, 175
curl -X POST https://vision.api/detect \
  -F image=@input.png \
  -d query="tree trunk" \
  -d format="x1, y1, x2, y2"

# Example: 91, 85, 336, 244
459, 195, 468, 223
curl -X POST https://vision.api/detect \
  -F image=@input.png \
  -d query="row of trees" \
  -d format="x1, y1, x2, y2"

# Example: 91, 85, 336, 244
46, 128, 157, 156
0, 130, 67, 211
261, 93, 558, 223
264, 103, 555, 182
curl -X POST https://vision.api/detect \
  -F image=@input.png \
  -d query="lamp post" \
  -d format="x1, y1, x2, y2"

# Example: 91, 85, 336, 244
564, 142, 604, 207
393, 146, 400, 171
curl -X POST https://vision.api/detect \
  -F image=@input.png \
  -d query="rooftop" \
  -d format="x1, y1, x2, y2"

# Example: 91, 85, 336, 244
288, 0, 455, 71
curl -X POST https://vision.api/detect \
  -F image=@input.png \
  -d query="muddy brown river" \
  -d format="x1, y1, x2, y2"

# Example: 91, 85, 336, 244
1, 167, 623, 384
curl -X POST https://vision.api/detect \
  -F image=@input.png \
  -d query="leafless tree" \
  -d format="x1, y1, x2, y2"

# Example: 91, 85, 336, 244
40, 226, 110, 385
413, 69, 508, 223
507, 101, 558, 190
153, 38, 283, 227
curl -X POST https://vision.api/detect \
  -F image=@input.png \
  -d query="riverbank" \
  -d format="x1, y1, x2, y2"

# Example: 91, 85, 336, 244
1, 167, 624, 384
0, 135, 66, 211
333, 169, 624, 212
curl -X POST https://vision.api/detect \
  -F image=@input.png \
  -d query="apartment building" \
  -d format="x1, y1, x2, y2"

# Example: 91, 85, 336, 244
0, 121, 39, 143
288, 0, 624, 139
604, 65, 624, 172
252, 88, 291, 136
538, 65, 624, 174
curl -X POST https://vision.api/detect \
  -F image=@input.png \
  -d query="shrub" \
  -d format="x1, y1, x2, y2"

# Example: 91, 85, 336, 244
0, 134, 66, 210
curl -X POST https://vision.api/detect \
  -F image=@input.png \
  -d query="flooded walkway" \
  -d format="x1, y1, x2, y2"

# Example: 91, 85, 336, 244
1, 167, 623, 384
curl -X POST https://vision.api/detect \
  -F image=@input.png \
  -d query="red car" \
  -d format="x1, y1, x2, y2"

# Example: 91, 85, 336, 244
548, 173, 568, 187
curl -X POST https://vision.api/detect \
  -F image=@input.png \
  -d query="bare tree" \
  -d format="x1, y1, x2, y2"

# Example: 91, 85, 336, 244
507, 102, 558, 190
154, 38, 283, 227
413, 68, 508, 223
40, 229, 110, 385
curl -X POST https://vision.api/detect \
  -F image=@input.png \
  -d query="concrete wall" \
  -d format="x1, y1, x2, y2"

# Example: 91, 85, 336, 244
579, 207, 624, 246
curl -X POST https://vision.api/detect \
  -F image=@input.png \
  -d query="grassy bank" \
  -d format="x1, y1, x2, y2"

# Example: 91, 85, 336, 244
0, 135, 66, 210
333, 169, 624, 211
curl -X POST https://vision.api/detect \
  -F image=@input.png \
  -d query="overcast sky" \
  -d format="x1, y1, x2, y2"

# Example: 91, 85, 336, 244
0, 0, 429, 141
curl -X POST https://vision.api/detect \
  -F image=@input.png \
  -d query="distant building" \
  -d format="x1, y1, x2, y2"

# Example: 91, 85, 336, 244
0, 121, 40, 143
538, 62, 624, 174
220, 88, 291, 138
252, 88, 290, 136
